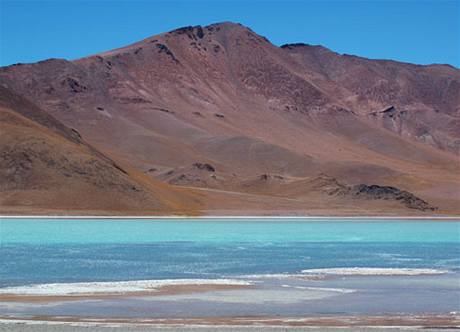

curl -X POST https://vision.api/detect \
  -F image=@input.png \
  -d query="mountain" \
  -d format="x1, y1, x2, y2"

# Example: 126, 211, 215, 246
1, 22, 459, 215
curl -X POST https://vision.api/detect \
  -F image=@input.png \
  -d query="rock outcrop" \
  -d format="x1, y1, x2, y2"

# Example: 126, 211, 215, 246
310, 175, 436, 211
350, 184, 436, 211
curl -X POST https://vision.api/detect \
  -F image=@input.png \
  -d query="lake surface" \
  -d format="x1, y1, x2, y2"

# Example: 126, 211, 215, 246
0, 218, 459, 318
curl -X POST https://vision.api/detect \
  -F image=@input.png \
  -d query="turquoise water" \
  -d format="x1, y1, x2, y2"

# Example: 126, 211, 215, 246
0, 218, 459, 317
1, 218, 459, 244
0, 218, 459, 287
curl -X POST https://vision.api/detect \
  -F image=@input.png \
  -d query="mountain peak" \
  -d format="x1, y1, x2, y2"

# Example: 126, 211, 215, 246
206, 21, 248, 30
167, 21, 249, 37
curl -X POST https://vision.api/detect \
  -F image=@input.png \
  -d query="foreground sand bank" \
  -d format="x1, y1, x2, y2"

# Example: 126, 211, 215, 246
0, 324, 458, 332
0, 314, 459, 330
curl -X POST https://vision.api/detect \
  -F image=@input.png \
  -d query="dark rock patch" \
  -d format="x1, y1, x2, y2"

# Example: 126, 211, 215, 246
171, 25, 205, 40
213, 45, 221, 53
112, 162, 128, 175
70, 128, 82, 140
311, 174, 436, 211
280, 43, 309, 49
284, 105, 298, 112
62, 77, 87, 93
370, 105, 396, 117
105, 61, 113, 70
259, 174, 284, 181
171, 26, 195, 36
350, 184, 436, 211
381, 106, 396, 114
154, 107, 174, 114
193, 163, 215, 172
196, 26, 205, 39
156, 44, 179, 63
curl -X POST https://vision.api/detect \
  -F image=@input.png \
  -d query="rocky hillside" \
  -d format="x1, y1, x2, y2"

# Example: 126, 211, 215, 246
0, 22, 458, 215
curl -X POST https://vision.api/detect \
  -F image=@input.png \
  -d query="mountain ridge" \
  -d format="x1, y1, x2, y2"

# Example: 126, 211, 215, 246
1, 21, 458, 215
5, 22, 457, 69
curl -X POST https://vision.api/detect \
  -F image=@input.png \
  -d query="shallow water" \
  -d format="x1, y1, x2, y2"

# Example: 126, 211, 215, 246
2, 218, 459, 244
0, 218, 459, 318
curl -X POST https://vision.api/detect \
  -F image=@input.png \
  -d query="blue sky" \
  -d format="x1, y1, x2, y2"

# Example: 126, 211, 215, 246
1, 0, 459, 67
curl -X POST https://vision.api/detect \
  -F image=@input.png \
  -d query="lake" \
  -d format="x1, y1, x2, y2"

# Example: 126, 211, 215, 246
0, 218, 459, 319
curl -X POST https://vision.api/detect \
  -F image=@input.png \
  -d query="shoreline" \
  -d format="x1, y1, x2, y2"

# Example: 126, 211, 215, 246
1, 314, 459, 329
0, 284, 252, 303
2, 215, 459, 220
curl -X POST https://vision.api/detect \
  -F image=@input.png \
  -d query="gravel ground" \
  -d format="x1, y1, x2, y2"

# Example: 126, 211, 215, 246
0, 323, 458, 332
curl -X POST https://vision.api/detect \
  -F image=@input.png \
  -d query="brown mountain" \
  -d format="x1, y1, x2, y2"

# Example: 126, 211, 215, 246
1, 22, 459, 215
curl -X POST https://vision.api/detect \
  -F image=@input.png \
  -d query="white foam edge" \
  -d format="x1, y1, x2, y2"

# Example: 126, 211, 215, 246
300, 267, 449, 276
0, 279, 252, 296
280, 285, 355, 293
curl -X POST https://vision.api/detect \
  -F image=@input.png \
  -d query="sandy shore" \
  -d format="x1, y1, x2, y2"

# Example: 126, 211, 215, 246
0, 315, 459, 331
0, 284, 251, 303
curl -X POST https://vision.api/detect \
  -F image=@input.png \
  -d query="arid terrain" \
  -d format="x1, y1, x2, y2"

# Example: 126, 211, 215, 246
0, 22, 459, 215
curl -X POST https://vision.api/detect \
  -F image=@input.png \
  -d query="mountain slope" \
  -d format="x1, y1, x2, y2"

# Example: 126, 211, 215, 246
0, 86, 202, 215
0, 22, 458, 215
281, 43, 460, 152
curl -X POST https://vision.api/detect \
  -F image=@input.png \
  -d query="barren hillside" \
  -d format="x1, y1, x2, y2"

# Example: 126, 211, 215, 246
1, 22, 458, 215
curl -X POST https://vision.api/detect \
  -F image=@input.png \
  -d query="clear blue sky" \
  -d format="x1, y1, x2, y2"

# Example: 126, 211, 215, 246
1, 0, 459, 67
